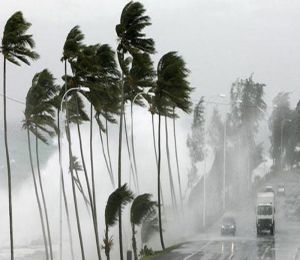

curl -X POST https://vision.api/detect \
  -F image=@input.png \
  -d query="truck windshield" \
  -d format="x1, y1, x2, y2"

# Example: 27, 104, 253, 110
257, 205, 272, 215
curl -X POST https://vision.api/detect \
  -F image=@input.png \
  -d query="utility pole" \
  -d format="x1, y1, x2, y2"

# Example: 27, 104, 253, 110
222, 117, 226, 211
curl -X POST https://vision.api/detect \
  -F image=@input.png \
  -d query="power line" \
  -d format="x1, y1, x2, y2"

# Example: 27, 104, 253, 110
0, 93, 25, 105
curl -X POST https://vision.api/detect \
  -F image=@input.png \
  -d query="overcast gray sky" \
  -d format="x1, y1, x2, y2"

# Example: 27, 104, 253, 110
1, 0, 300, 123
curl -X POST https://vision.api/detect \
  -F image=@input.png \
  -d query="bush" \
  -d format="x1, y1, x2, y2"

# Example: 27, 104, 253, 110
139, 245, 154, 257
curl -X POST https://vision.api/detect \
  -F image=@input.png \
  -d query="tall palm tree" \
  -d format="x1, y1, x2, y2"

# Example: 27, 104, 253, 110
104, 184, 133, 260
23, 70, 58, 260
62, 25, 86, 260
130, 194, 156, 260
153, 51, 192, 250
116, 2, 155, 258
1, 11, 39, 259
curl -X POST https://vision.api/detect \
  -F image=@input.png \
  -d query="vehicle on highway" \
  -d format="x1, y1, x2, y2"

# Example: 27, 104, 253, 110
256, 192, 275, 235
277, 184, 285, 195
221, 216, 236, 236
263, 185, 275, 194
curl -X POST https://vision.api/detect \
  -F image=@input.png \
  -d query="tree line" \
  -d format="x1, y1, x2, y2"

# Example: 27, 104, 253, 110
1, 2, 192, 260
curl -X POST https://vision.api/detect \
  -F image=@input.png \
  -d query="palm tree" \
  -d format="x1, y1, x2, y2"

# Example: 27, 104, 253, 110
130, 194, 156, 260
116, 2, 155, 258
1, 11, 39, 259
153, 51, 192, 250
23, 70, 58, 260
62, 25, 86, 260
104, 184, 133, 260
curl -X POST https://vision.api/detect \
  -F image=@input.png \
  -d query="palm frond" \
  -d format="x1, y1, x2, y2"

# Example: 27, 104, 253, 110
62, 25, 84, 61
154, 51, 193, 115
105, 184, 134, 227
141, 210, 159, 244
130, 193, 156, 226
116, 1, 155, 55
2, 11, 39, 65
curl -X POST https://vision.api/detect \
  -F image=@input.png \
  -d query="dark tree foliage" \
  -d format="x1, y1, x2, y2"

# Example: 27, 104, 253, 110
208, 107, 224, 151
269, 92, 292, 168
187, 97, 205, 164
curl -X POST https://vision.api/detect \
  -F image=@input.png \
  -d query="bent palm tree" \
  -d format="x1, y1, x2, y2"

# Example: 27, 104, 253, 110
130, 194, 156, 260
104, 184, 133, 260
23, 70, 58, 260
153, 51, 192, 250
62, 25, 86, 260
116, 2, 155, 258
1, 11, 39, 259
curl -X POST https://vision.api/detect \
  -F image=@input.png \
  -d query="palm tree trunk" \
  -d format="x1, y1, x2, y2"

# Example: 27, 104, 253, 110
75, 97, 92, 206
105, 118, 114, 182
117, 72, 125, 260
26, 128, 49, 260
104, 225, 110, 260
90, 104, 102, 260
151, 113, 158, 165
172, 109, 183, 208
151, 113, 165, 214
35, 125, 53, 260
157, 114, 165, 250
130, 102, 140, 193
65, 60, 85, 260
96, 116, 115, 188
124, 113, 138, 192
131, 224, 138, 260
57, 111, 74, 260
164, 117, 177, 210
3, 57, 14, 260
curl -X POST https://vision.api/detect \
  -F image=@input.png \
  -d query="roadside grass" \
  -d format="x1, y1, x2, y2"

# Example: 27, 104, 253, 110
141, 243, 184, 260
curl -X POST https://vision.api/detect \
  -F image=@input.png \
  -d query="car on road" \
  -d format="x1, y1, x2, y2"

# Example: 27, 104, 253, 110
221, 216, 236, 236
277, 184, 285, 195
263, 185, 275, 194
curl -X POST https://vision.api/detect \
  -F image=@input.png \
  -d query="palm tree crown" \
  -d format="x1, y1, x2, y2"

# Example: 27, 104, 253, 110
116, 1, 155, 55
130, 193, 156, 225
1, 11, 39, 65
154, 51, 193, 115
23, 69, 58, 143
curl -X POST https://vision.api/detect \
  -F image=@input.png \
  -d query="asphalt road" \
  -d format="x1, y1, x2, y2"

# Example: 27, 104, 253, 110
154, 172, 300, 260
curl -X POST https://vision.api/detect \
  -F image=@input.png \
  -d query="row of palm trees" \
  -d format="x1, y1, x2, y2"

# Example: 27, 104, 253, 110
1, 1, 192, 260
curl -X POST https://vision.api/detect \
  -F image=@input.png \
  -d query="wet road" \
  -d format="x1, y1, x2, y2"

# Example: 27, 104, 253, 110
155, 172, 300, 260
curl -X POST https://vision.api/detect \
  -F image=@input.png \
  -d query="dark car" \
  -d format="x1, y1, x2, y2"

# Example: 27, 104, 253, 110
221, 216, 236, 236
277, 184, 285, 196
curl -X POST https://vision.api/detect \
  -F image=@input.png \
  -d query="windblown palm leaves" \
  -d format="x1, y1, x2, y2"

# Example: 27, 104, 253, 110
116, 1, 155, 55
154, 51, 192, 114
24, 70, 58, 141
104, 184, 133, 260
1, 12, 39, 259
62, 25, 84, 63
23, 69, 58, 260
130, 194, 156, 260
1, 11, 39, 65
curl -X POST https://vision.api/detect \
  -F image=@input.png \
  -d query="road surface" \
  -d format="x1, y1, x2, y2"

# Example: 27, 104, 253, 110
154, 172, 300, 260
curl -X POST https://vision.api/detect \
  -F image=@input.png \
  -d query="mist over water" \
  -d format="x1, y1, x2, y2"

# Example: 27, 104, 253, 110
0, 105, 199, 259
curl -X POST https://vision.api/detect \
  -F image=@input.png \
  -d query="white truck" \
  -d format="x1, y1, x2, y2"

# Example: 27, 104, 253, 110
256, 191, 275, 235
